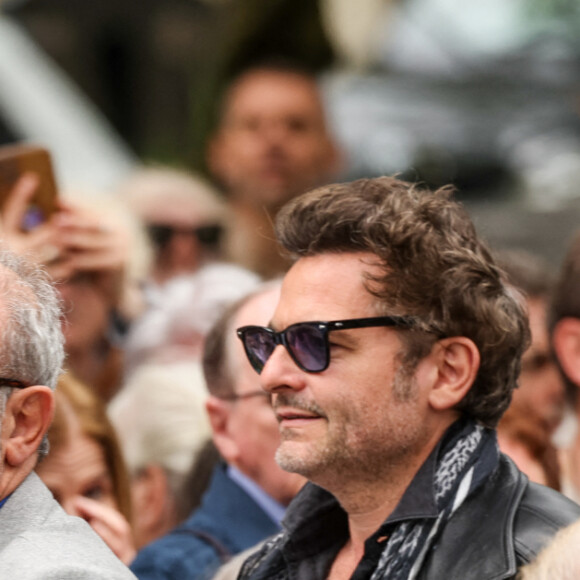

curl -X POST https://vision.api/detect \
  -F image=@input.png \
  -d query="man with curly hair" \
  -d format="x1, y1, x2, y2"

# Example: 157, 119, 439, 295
236, 176, 580, 580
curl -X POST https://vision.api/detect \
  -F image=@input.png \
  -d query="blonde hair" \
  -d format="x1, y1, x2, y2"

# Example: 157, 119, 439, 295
108, 361, 211, 501
119, 165, 228, 227
48, 373, 133, 523
518, 519, 580, 579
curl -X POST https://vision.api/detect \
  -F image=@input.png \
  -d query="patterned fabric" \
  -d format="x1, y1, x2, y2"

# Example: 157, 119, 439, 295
370, 420, 498, 580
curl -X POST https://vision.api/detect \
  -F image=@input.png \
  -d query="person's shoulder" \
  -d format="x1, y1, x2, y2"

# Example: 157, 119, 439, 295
416, 454, 580, 579
0, 517, 135, 579
0, 474, 135, 579
130, 521, 227, 580
514, 479, 580, 562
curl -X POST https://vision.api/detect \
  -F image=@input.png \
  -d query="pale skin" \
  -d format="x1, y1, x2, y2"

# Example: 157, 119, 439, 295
208, 69, 341, 210
206, 284, 306, 506
207, 70, 341, 277
0, 385, 54, 502
1, 173, 130, 287
258, 253, 480, 579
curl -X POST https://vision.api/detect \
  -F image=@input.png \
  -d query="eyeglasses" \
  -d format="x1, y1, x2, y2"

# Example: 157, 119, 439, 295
0, 378, 28, 389
147, 223, 223, 250
219, 390, 272, 404
237, 316, 416, 374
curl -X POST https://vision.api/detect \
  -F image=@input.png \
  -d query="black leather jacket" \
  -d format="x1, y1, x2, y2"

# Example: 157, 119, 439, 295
238, 455, 580, 580
417, 455, 580, 579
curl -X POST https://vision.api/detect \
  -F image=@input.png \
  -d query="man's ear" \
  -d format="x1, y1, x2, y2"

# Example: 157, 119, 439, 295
552, 317, 580, 386
426, 337, 480, 411
205, 396, 238, 463
4, 386, 54, 467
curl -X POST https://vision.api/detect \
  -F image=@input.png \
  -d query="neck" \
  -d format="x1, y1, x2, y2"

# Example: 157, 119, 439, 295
325, 420, 454, 549
0, 462, 34, 501
324, 481, 415, 580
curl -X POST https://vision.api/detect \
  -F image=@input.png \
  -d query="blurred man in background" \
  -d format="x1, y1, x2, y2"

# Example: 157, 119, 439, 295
130, 282, 305, 580
207, 62, 341, 278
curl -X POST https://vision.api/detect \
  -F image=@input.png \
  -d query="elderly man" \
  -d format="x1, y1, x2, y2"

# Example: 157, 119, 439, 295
0, 248, 135, 579
235, 177, 580, 580
130, 282, 305, 580
207, 62, 341, 278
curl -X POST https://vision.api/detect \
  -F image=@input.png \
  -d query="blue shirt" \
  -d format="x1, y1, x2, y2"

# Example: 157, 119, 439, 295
131, 463, 281, 580
227, 465, 285, 526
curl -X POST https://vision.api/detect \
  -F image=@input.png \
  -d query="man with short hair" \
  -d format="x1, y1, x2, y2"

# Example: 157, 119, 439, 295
207, 62, 341, 278
0, 247, 135, 579
130, 282, 305, 580
236, 177, 580, 580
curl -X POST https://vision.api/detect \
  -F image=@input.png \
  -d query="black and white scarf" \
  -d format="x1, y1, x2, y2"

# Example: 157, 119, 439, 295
370, 419, 499, 580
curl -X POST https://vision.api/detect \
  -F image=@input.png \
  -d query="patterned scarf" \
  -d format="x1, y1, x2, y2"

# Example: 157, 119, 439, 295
370, 419, 499, 580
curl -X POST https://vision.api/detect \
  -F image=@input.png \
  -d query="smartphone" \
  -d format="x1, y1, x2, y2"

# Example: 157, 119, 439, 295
0, 144, 58, 230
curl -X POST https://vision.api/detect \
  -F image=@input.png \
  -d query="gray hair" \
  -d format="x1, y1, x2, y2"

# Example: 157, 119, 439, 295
124, 263, 260, 372
0, 248, 65, 457
0, 248, 64, 391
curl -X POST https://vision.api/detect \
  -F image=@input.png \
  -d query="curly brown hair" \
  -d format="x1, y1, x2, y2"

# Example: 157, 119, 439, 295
275, 176, 530, 427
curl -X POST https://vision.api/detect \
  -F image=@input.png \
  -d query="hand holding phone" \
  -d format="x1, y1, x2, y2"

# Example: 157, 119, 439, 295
0, 144, 58, 230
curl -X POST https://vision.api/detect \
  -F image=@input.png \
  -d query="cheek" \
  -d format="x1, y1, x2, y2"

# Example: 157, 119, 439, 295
226, 135, 263, 162
294, 139, 329, 165
99, 490, 119, 511
240, 408, 280, 452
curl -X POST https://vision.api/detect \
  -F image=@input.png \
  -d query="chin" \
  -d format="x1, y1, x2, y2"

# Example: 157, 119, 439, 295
275, 444, 317, 478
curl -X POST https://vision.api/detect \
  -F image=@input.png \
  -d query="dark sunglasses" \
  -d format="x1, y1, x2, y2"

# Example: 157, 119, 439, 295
147, 223, 223, 249
237, 316, 416, 374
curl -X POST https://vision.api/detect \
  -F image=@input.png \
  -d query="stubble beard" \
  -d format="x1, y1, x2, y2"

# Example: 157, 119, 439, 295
275, 367, 424, 485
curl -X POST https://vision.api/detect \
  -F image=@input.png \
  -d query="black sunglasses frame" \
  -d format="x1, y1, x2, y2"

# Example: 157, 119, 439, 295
237, 315, 416, 374
0, 378, 28, 389
147, 223, 223, 250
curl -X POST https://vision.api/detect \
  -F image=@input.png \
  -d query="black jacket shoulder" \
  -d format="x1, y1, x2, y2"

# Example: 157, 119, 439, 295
513, 477, 580, 563
418, 454, 580, 580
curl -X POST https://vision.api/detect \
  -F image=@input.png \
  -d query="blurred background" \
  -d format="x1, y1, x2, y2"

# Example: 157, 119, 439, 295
3, 0, 580, 264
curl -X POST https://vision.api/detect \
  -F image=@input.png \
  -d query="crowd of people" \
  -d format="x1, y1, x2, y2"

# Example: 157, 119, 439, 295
0, 59, 579, 580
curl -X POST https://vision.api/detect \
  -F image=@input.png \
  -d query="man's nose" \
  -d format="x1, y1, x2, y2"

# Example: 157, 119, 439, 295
259, 121, 291, 145
260, 344, 306, 394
